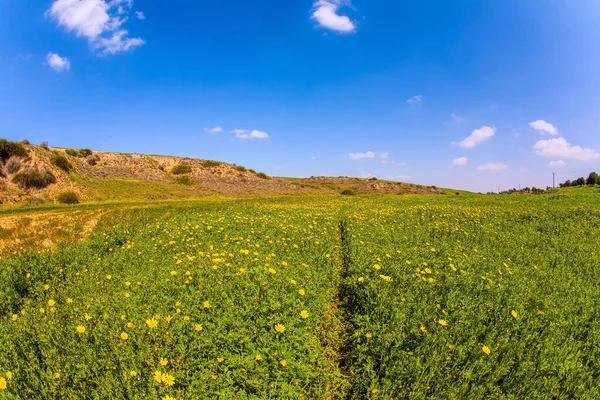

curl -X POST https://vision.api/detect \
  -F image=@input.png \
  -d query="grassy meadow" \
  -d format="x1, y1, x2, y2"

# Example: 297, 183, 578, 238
0, 193, 599, 399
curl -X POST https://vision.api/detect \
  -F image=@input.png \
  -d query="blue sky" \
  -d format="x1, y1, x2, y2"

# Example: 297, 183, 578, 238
1, 0, 599, 192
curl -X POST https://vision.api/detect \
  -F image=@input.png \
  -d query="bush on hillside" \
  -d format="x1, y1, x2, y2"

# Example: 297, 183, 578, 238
236, 165, 247, 172
12, 167, 56, 189
248, 169, 256, 174
40, 141, 49, 150
5, 156, 22, 174
56, 191, 79, 204
176, 176, 193, 185
341, 189, 356, 196
87, 154, 101, 166
0, 138, 28, 162
256, 172, 269, 179
171, 164, 192, 175
201, 160, 221, 169
65, 148, 78, 157
50, 152, 72, 172
79, 149, 93, 157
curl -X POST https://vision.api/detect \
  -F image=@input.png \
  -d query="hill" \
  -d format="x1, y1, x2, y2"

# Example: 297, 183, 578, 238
0, 139, 447, 205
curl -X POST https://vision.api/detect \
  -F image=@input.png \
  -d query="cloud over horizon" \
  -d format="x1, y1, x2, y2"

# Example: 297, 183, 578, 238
533, 138, 599, 161
457, 126, 496, 148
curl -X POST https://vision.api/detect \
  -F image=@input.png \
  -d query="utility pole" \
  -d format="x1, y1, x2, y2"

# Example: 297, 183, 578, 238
553, 172, 555, 189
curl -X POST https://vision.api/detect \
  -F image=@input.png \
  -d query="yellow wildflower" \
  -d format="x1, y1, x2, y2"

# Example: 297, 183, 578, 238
365, 332, 373, 339
300, 310, 309, 319
482, 346, 491, 355
280, 360, 287, 367
0, 377, 6, 390
76, 326, 85, 334
66, 298, 73, 304
275, 324, 286, 334
162, 373, 175, 386
203, 301, 212, 309
268, 268, 277, 274
438, 320, 448, 327
511, 310, 518, 319
146, 318, 158, 329
11, 315, 17, 322
159, 358, 168, 366
298, 289, 306, 296
194, 324, 203, 332
255, 354, 262, 361
47, 300, 55, 307
153, 371, 163, 383
373, 264, 381, 270
120, 332, 129, 340
129, 371, 137, 377
358, 277, 365, 283
5, 372, 11, 380
217, 357, 224, 363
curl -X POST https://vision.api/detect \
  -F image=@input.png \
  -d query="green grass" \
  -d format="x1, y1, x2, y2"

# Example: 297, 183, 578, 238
0, 193, 599, 398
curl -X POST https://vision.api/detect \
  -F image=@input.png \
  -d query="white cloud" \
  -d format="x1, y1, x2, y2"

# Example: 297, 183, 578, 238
406, 95, 423, 104
394, 161, 408, 167
379, 152, 389, 159
450, 113, 464, 123
453, 157, 468, 166
549, 160, 566, 167
529, 120, 558, 135
229, 129, 269, 140
135, 11, 145, 20
349, 151, 375, 160
476, 162, 508, 171
47, 0, 144, 55
533, 138, 600, 160
204, 126, 223, 134
457, 126, 495, 148
46, 52, 71, 71
311, 0, 356, 33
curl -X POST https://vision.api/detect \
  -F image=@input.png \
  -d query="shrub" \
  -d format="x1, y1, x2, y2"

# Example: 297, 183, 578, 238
21, 139, 30, 145
176, 176, 193, 185
236, 165, 247, 172
171, 164, 192, 175
369, 177, 378, 181
87, 154, 101, 166
341, 189, 356, 196
56, 191, 79, 204
248, 169, 256, 174
79, 149, 93, 157
65, 148, 78, 157
0, 138, 28, 162
201, 160, 221, 169
5, 156, 21, 174
256, 172, 269, 179
50, 152, 72, 172
40, 141, 49, 149
12, 167, 56, 189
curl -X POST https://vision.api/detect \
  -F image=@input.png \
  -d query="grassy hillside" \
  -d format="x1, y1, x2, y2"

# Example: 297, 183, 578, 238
0, 140, 448, 205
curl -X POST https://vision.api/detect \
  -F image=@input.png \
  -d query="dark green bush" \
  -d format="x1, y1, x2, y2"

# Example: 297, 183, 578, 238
56, 191, 79, 204
5, 156, 21, 174
256, 172, 269, 179
50, 152, 72, 172
65, 148, 78, 157
79, 149, 93, 157
0, 138, 28, 162
248, 169, 256, 174
11, 167, 56, 189
201, 160, 221, 169
341, 189, 356, 196
175, 176, 193, 185
236, 165, 247, 172
171, 164, 192, 175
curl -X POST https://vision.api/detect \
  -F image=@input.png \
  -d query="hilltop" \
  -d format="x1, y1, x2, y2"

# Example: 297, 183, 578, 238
0, 139, 447, 205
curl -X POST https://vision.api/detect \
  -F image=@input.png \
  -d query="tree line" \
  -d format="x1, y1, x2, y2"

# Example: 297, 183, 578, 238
559, 172, 599, 188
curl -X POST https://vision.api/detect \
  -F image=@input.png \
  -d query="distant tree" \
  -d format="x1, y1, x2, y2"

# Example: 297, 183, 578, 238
597, 175, 600, 185
40, 141, 49, 149
576, 177, 586, 186
586, 172, 598, 186
563, 180, 572, 188
56, 191, 79, 204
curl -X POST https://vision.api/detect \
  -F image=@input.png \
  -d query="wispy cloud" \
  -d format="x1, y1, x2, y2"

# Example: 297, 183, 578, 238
549, 160, 566, 167
46, 52, 71, 71
476, 162, 508, 171
406, 95, 423, 104
533, 138, 599, 160
311, 0, 356, 33
450, 113, 464, 123
229, 129, 269, 140
453, 157, 468, 166
456, 126, 495, 148
529, 120, 558, 135
204, 126, 223, 134
47, 0, 144, 55
349, 151, 375, 160
135, 11, 145, 20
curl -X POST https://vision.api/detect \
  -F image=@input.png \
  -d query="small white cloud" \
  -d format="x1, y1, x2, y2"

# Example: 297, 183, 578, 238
229, 129, 269, 140
406, 95, 423, 104
549, 160, 566, 167
394, 161, 408, 167
457, 126, 495, 148
311, 0, 356, 33
47, 0, 144, 55
453, 157, 468, 166
533, 138, 599, 160
529, 120, 558, 135
379, 152, 389, 159
450, 113, 464, 123
476, 162, 508, 171
349, 151, 375, 160
204, 126, 223, 134
46, 52, 71, 71
135, 11, 145, 20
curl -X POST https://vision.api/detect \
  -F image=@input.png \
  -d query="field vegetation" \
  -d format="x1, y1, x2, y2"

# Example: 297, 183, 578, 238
0, 193, 599, 398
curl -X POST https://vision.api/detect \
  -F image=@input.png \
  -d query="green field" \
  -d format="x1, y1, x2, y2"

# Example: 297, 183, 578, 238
1, 193, 599, 399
